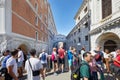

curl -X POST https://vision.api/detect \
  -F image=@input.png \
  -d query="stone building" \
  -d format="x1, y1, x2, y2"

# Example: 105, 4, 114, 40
0, 0, 49, 54
89, 0, 120, 52
66, 0, 90, 52
48, 3, 58, 54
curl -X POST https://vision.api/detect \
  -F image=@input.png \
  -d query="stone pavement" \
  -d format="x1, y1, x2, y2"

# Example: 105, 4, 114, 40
45, 71, 71, 80
21, 71, 119, 80
20, 71, 71, 80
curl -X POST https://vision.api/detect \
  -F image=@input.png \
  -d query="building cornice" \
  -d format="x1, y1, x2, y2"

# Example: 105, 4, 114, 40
26, 0, 48, 28
89, 16, 120, 35
9, 33, 47, 44
74, 0, 87, 19
67, 13, 89, 37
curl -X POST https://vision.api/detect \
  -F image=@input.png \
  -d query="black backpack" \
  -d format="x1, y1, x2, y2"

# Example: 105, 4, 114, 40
0, 68, 13, 80
71, 63, 88, 80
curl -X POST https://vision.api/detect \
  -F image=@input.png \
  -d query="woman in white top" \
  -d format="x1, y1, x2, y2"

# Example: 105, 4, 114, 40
104, 49, 110, 72
25, 49, 44, 80
6, 49, 19, 80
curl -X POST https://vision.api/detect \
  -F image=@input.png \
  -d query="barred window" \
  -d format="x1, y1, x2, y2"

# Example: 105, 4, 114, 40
85, 35, 88, 41
102, 0, 112, 19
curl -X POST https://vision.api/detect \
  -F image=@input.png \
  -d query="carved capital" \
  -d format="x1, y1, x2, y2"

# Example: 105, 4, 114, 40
0, 0, 5, 7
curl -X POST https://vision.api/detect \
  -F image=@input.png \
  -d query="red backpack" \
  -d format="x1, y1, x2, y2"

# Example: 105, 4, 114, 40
95, 53, 101, 61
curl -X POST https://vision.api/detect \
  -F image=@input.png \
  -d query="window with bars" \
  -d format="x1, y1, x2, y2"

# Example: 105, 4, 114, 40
78, 37, 81, 43
35, 3, 38, 12
84, 22, 88, 28
78, 16, 80, 20
35, 16, 38, 26
102, 0, 112, 19
74, 39, 76, 43
78, 28, 81, 32
85, 35, 88, 41
84, 7, 87, 13
35, 31, 38, 41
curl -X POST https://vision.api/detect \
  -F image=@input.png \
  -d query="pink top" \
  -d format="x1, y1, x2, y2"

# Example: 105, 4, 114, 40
89, 59, 97, 72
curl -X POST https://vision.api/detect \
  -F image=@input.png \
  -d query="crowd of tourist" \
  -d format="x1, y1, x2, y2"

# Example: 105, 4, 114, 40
0, 44, 120, 80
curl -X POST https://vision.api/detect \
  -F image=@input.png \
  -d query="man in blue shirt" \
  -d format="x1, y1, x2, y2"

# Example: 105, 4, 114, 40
1, 50, 11, 80
1, 50, 11, 68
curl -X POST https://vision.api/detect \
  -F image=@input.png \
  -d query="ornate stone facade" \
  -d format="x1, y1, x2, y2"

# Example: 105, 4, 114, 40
90, 0, 120, 51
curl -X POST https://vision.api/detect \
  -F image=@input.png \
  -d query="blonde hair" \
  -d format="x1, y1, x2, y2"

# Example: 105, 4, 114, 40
53, 48, 57, 51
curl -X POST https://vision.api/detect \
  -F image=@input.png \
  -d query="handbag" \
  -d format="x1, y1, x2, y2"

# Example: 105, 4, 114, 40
28, 59, 40, 76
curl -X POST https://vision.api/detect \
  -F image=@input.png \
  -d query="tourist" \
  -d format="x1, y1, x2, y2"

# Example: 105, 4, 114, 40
58, 46, 65, 73
67, 46, 74, 72
104, 49, 110, 73
80, 52, 92, 80
17, 48, 24, 78
51, 47, 58, 75
81, 47, 85, 60
39, 49, 48, 77
6, 49, 19, 80
25, 49, 44, 80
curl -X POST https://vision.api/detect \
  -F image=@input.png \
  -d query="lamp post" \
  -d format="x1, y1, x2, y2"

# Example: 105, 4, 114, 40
77, 43, 81, 54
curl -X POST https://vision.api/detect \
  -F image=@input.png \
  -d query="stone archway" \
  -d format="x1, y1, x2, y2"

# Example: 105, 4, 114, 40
96, 32, 120, 52
18, 44, 28, 54
53, 41, 66, 50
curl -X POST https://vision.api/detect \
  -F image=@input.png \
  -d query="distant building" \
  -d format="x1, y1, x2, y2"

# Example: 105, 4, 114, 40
66, 0, 90, 52
48, 3, 58, 54
89, 0, 120, 52
0, 0, 49, 54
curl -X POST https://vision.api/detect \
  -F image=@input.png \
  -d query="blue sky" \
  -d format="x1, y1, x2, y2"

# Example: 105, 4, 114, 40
48, 0, 82, 36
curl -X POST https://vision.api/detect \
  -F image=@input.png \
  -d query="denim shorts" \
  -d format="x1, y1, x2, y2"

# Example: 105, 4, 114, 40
68, 60, 73, 67
17, 61, 23, 67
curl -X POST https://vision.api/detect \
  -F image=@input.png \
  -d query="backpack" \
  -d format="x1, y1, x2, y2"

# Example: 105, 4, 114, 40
0, 68, 13, 80
94, 51, 102, 61
71, 63, 88, 80
41, 53, 46, 61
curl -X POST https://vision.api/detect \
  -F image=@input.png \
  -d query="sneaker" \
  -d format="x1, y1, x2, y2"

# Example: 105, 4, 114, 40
54, 73, 58, 76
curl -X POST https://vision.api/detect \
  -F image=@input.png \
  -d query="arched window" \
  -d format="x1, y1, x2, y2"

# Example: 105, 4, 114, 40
102, 0, 112, 19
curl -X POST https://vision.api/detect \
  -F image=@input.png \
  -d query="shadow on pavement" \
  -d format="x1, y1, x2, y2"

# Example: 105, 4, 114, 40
46, 70, 69, 76
104, 74, 117, 80
105, 74, 120, 80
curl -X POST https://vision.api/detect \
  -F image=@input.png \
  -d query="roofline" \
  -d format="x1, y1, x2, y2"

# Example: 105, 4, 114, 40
74, 0, 87, 20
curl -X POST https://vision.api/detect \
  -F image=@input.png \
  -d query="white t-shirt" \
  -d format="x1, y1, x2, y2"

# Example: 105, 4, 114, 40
110, 51, 117, 58
25, 58, 43, 80
104, 52, 110, 58
81, 50, 85, 60
18, 50, 24, 62
6, 57, 18, 77
39, 52, 48, 64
